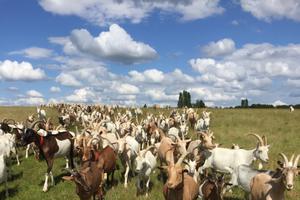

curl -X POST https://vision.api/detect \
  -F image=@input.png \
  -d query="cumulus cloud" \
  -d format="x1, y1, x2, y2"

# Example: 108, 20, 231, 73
0, 60, 46, 81
240, 0, 300, 22
26, 90, 43, 97
56, 73, 82, 87
50, 86, 61, 93
39, 0, 224, 25
57, 24, 157, 64
145, 89, 177, 102
129, 69, 165, 83
15, 97, 45, 105
112, 83, 140, 94
189, 87, 236, 101
66, 87, 97, 103
272, 100, 287, 106
202, 38, 236, 57
9, 47, 53, 59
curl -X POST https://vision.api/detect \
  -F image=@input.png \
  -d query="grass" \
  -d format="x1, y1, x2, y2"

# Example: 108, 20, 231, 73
0, 107, 299, 199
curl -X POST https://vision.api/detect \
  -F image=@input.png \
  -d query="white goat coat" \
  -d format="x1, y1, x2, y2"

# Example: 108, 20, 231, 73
0, 154, 7, 184
201, 148, 256, 174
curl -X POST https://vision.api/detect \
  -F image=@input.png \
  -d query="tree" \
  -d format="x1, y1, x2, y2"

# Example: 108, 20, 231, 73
194, 100, 206, 108
143, 104, 147, 108
177, 92, 183, 108
177, 90, 192, 108
241, 98, 249, 108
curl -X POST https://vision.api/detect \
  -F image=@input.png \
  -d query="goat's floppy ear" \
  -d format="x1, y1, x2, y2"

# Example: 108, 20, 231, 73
62, 176, 74, 181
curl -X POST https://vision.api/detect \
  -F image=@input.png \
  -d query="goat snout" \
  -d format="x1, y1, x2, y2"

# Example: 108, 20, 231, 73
286, 184, 293, 190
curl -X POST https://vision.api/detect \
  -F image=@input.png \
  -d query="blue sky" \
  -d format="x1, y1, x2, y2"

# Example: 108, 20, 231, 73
1, 0, 300, 107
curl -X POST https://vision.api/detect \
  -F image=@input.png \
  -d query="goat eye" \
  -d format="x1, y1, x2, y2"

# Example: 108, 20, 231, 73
258, 150, 262, 153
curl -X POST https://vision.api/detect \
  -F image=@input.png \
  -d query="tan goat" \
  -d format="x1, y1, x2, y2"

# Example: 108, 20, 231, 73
250, 153, 299, 200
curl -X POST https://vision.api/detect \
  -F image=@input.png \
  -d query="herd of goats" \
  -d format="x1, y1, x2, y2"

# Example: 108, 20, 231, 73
0, 104, 299, 200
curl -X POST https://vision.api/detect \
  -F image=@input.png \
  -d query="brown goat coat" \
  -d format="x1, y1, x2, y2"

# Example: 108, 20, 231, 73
163, 172, 198, 200
250, 173, 285, 200
64, 161, 104, 200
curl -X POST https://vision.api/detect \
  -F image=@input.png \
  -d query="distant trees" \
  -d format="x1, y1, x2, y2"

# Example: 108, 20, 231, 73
177, 91, 206, 108
193, 100, 206, 108
177, 90, 192, 108
241, 98, 248, 108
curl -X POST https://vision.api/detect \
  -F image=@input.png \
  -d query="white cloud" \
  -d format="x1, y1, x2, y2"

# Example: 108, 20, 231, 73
60, 24, 157, 64
145, 89, 177, 102
56, 73, 82, 87
112, 83, 140, 94
272, 100, 287, 107
189, 87, 236, 101
7, 87, 18, 91
202, 38, 236, 57
15, 97, 45, 105
50, 86, 61, 93
39, 0, 224, 25
26, 90, 43, 97
129, 68, 164, 83
240, 0, 300, 22
66, 87, 97, 103
0, 60, 46, 81
9, 47, 53, 59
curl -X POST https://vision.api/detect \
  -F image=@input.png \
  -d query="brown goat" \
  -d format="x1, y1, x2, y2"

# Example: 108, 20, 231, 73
250, 153, 300, 200
198, 174, 230, 200
160, 153, 199, 200
82, 139, 117, 186
63, 160, 104, 200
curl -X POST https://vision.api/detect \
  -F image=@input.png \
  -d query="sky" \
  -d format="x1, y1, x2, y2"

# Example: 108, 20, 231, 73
1, 0, 300, 107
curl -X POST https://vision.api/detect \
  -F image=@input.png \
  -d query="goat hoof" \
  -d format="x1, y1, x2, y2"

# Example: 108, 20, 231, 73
43, 189, 48, 192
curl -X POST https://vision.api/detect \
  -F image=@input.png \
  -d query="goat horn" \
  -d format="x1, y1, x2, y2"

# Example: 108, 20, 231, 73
30, 120, 44, 129
262, 135, 267, 145
248, 133, 264, 146
279, 153, 289, 166
293, 154, 300, 168
56, 124, 62, 131
290, 154, 295, 164
141, 146, 155, 157
175, 152, 190, 167
2, 118, 16, 124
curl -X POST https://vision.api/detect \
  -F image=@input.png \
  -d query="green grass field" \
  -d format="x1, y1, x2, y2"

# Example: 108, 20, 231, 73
0, 107, 299, 200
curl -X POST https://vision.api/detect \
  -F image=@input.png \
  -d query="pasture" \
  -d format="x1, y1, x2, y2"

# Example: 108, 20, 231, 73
0, 107, 299, 200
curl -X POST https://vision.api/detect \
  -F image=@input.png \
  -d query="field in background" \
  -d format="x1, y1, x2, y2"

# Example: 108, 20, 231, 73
0, 107, 299, 200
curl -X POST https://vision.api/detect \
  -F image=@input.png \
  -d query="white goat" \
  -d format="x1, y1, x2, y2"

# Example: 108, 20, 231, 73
117, 135, 140, 188
230, 164, 274, 194
199, 134, 269, 176
0, 133, 20, 165
135, 146, 157, 197
0, 154, 8, 198
37, 107, 46, 121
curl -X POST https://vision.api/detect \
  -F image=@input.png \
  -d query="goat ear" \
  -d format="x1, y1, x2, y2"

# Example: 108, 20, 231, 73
225, 182, 233, 186
277, 160, 284, 168
62, 176, 74, 181
157, 166, 168, 170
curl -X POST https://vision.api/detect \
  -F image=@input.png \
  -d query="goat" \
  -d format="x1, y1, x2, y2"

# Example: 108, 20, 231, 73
250, 153, 300, 200
199, 134, 269, 178
0, 154, 8, 198
160, 153, 199, 200
37, 107, 46, 121
82, 139, 117, 186
230, 164, 275, 194
198, 174, 231, 200
0, 133, 20, 165
116, 135, 140, 188
135, 146, 157, 197
20, 120, 75, 192
63, 160, 104, 200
